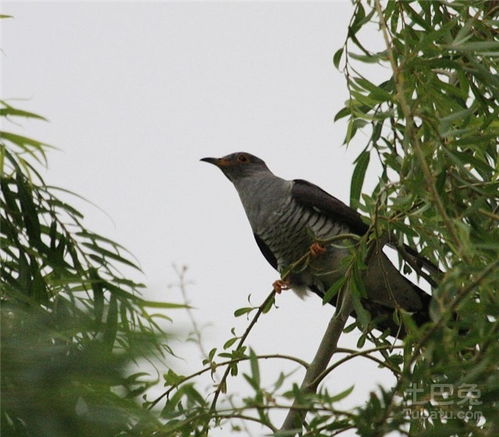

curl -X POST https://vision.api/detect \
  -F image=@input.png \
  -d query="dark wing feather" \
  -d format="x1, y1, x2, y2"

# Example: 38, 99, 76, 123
253, 233, 278, 270
292, 179, 442, 282
291, 179, 368, 235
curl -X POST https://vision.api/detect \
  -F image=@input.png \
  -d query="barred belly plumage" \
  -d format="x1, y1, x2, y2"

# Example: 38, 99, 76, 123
259, 198, 349, 273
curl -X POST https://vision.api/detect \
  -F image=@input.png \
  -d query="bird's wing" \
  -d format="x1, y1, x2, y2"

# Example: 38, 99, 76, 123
292, 179, 442, 284
291, 179, 369, 235
251, 179, 367, 272
253, 233, 278, 270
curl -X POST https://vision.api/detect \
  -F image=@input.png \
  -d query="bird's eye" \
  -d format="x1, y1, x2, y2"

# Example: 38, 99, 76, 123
237, 154, 248, 163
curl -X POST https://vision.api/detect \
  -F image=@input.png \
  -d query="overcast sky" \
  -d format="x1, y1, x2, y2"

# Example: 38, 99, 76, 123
2, 2, 400, 435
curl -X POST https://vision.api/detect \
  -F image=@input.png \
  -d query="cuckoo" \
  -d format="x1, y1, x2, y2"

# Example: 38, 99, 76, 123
201, 152, 434, 337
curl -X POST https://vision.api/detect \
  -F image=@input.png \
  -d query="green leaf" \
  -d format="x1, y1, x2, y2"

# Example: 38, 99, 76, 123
208, 348, 217, 361
90, 268, 104, 325
323, 277, 346, 304
0, 106, 47, 121
334, 106, 350, 122
356, 333, 367, 348
0, 131, 50, 151
234, 307, 253, 317
352, 298, 370, 330
329, 385, 355, 403
103, 294, 118, 350
163, 369, 184, 386
449, 40, 499, 52
333, 47, 344, 69
349, 51, 387, 63
223, 337, 238, 350
350, 149, 370, 208
16, 173, 42, 247
81, 242, 141, 270
262, 295, 275, 313
401, 2, 431, 30
354, 76, 392, 102
139, 300, 187, 309
249, 348, 260, 387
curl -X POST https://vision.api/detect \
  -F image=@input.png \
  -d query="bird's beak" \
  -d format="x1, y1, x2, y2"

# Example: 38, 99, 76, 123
200, 157, 232, 167
200, 157, 219, 166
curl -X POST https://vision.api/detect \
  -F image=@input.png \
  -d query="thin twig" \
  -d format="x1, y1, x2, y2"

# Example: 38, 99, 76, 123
148, 353, 308, 410
314, 345, 403, 386
205, 290, 276, 425
173, 264, 209, 357
162, 403, 354, 435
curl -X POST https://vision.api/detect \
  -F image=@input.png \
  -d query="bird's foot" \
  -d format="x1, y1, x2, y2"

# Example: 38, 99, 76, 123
309, 242, 326, 257
273, 279, 291, 294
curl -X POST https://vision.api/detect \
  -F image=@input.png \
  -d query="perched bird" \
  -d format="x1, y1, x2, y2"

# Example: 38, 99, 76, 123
201, 152, 432, 337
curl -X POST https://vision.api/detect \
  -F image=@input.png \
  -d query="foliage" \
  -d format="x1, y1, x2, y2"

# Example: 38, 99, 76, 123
0, 98, 183, 436
333, 1, 498, 435
2, 1, 498, 436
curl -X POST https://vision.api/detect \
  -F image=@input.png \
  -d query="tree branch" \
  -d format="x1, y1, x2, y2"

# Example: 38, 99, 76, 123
280, 285, 353, 433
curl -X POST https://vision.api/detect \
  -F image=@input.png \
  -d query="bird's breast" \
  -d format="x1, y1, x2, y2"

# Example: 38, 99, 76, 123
259, 199, 349, 275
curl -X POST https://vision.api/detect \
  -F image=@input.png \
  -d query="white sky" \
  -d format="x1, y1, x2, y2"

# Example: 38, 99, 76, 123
2, 2, 400, 435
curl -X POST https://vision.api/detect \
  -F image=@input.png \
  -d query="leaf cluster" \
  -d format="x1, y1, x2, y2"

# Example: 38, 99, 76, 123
1, 100, 181, 436
332, 1, 498, 435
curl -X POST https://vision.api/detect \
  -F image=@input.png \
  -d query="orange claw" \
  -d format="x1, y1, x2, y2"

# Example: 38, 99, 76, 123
309, 242, 326, 257
273, 279, 291, 294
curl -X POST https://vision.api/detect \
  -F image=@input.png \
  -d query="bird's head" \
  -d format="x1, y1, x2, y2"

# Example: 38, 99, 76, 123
201, 152, 270, 182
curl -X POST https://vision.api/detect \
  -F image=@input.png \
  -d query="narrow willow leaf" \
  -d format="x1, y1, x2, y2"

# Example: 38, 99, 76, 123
81, 242, 140, 270
450, 41, 499, 51
249, 348, 260, 387
351, 294, 370, 329
234, 307, 253, 317
139, 300, 187, 309
344, 119, 356, 144
0, 131, 50, 151
401, 2, 431, 30
76, 230, 129, 251
103, 294, 118, 349
0, 145, 4, 176
349, 2, 365, 36
90, 268, 104, 325
223, 337, 238, 350
349, 51, 386, 63
0, 106, 47, 121
323, 277, 346, 304
16, 173, 42, 247
350, 150, 370, 208
262, 295, 275, 313
354, 76, 391, 102
329, 385, 355, 403
333, 47, 343, 69
334, 106, 350, 122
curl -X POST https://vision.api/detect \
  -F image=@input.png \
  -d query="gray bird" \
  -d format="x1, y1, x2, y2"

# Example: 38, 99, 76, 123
201, 152, 432, 337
